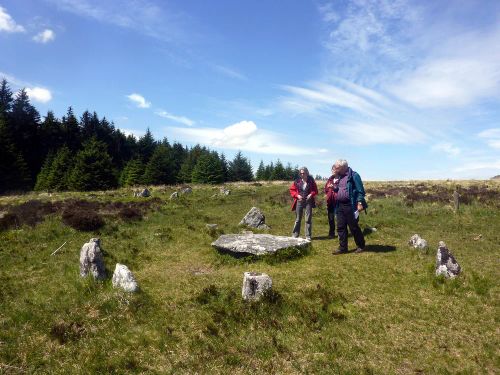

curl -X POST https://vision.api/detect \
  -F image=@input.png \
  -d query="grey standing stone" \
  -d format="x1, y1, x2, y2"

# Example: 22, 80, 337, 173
242, 272, 272, 301
220, 187, 231, 195
79, 238, 106, 280
170, 191, 179, 199
435, 241, 461, 278
206, 224, 218, 230
212, 233, 310, 256
134, 188, 150, 198
239, 207, 270, 229
181, 186, 192, 194
112, 263, 139, 292
408, 234, 428, 249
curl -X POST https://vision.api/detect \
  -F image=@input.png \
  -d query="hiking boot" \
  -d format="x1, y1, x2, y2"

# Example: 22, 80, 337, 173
328, 232, 336, 238
332, 248, 348, 255
306, 236, 312, 241
354, 247, 364, 254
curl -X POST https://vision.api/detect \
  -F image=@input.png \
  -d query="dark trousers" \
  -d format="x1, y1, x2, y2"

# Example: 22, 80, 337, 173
327, 205, 335, 236
336, 202, 365, 251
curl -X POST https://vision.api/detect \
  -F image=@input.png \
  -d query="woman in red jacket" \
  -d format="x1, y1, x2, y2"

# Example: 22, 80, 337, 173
289, 166, 318, 241
324, 164, 338, 238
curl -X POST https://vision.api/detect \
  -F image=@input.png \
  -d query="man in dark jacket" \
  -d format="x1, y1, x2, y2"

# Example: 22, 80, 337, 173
331, 159, 367, 254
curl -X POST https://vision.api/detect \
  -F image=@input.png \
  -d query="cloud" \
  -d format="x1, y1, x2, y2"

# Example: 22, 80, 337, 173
213, 65, 247, 80
478, 128, 500, 149
166, 121, 316, 155
453, 160, 500, 173
332, 121, 426, 145
127, 93, 151, 108
0, 6, 25, 33
47, 0, 188, 43
431, 142, 461, 157
156, 110, 194, 126
26, 87, 52, 103
33, 29, 56, 43
118, 128, 145, 139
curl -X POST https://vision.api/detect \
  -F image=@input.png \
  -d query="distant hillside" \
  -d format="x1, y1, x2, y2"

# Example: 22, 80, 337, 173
492, 175, 500, 180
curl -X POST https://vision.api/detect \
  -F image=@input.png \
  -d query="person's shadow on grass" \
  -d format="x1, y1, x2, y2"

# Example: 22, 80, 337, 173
363, 244, 396, 253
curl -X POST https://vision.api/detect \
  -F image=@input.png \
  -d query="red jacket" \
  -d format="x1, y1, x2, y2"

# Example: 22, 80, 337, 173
324, 175, 337, 208
289, 176, 318, 211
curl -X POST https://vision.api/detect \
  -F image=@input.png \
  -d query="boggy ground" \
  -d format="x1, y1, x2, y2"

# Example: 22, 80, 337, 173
0, 181, 499, 374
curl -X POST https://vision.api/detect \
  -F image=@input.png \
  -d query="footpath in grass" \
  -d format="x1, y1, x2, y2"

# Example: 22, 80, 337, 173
0, 181, 498, 374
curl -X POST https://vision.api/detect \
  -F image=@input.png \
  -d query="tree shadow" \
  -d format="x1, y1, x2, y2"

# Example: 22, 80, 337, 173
363, 244, 396, 253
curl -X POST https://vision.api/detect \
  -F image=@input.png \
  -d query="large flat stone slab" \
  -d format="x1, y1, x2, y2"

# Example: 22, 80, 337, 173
212, 233, 310, 256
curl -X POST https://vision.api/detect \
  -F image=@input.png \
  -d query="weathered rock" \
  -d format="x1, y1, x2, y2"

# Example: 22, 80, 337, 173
180, 186, 192, 194
435, 241, 461, 278
239, 207, 270, 229
206, 224, 218, 230
242, 272, 272, 301
79, 238, 106, 280
112, 263, 139, 292
170, 191, 179, 199
134, 188, 150, 198
408, 234, 428, 249
212, 233, 309, 256
220, 187, 231, 195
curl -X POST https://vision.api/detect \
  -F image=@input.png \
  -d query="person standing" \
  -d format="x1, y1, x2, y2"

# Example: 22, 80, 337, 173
290, 167, 318, 241
331, 159, 367, 254
324, 164, 338, 238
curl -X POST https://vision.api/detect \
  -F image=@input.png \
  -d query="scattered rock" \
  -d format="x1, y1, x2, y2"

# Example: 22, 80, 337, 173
112, 263, 139, 292
212, 233, 310, 256
408, 234, 428, 249
473, 234, 482, 241
368, 227, 377, 232
79, 238, 106, 280
239, 207, 270, 229
170, 192, 179, 200
206, 224, 218, 230
242, 272, 272, 301
435, 241, 461, 278
180, 186, 192, 194
134, 188, 150, 198
220, 187, 231, 195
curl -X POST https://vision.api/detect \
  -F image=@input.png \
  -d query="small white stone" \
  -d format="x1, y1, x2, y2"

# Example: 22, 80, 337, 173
112, 263, 139, 292
242, 272, 272, 301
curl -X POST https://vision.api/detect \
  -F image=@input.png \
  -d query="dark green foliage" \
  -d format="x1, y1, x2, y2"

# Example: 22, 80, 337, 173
35, 146, 74, 191
256, 160, 265, 180
0, 78, 13, 114
271, 159, 287, 180
177, 145, 209, 183
228, 151, 253, 181
137, 128, 157, 163
61, 107, 81, 151
68, 137, 117, 191
192, 152, 224, 184
0, 116, 31, 192
119, 158, 145, 187
143, 144, 176, 185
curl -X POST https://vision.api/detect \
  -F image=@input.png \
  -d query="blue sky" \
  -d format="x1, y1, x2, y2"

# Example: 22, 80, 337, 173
1, 0, 499, 180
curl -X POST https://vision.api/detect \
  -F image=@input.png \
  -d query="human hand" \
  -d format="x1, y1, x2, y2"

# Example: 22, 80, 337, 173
357, 202, 364, 211
297, 194, 303, 201
306, 194, 312, 200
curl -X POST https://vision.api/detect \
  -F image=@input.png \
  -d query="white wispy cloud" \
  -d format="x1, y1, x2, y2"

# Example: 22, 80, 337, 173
126, 93, 151, 108
478, 128, 500, 149
213, 65, 247, 80
166, 120, 316, 155
332, 121, 426, 145
33, 29, 56, 43
0, 6, 25, 33
118, 128, 145, 139
47, 0, 188, 43
156, 110, 194, 126
431, 142, 461, 157
26, 87, 52, 103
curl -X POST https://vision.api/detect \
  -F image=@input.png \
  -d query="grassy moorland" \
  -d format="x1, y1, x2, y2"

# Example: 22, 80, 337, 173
0, 180, 499, 374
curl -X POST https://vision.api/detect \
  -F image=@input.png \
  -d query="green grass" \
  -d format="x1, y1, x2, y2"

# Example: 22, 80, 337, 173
0, 181, 499, 374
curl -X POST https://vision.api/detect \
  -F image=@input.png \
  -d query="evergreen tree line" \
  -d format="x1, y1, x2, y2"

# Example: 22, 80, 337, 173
255, 159, 301, 181
0, 78, 258, 193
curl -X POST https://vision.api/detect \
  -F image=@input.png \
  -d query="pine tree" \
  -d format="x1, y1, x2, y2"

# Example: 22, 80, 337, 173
40, 111, 64, 157
45, 146, 74, 191
256, 160, 265, 180
120, 158, 145, 187
68, 137, 117, 191
34, 151, 55, 191
271, 159, 287, 180
171, 142, 188, 182
228, 151, 253, 181
192, 151, 224, 184
143, 144, 175, 185
177, 145, 207, 183
263, 162, 274, 181
61, 107, 81, 151
0, 78, 13, 115
0, 117, 31, 192
137, 128, 157, 163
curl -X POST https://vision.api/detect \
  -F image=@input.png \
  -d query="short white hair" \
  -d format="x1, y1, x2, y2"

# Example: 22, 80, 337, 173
335, 159, 348, 169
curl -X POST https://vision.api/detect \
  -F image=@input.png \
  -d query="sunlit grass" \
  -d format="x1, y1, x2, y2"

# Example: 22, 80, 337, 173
0, 181, 499, 374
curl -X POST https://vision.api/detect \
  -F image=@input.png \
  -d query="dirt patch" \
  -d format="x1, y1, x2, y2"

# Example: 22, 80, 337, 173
0, 197, 163, 231
50, 320, 86, 344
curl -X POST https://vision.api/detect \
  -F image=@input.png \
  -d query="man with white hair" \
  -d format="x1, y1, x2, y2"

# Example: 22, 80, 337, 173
331, 159, 367, 254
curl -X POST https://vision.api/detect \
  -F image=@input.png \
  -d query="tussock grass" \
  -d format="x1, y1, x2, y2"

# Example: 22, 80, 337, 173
0, 181, 499, 374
